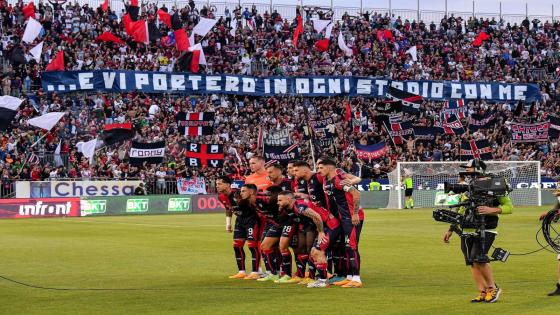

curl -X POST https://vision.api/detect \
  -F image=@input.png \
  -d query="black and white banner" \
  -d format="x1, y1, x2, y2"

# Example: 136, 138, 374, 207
129, 141, 166, 165
42, 71, 542, 102
511, 121, 550, 143
264, 129, 292, 146
263, 143, 300, 166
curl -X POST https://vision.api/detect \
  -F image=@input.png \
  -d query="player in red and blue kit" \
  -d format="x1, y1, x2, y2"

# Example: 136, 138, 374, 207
224, 183, 263, 280
318, 158, 365, 288
277, 191, 342, 288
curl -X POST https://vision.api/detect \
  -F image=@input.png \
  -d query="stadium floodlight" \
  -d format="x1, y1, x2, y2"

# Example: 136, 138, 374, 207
385, 161, 541, 209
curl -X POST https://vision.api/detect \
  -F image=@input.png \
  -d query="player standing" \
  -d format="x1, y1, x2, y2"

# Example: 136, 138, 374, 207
217, 176, 246, 279
318, 158, 365, 288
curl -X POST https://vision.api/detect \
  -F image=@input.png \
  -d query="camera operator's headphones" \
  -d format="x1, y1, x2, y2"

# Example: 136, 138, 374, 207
460, 159, 487, 173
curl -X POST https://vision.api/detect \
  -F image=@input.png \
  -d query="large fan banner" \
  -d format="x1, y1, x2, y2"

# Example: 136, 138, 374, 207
42, 71, 541, 102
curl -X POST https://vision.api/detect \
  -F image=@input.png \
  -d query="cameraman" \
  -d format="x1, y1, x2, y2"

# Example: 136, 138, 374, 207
542, 188, 560, 296
442, 159, 513, 303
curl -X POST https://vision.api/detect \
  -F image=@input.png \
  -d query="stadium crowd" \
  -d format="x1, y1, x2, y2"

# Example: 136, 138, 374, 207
0, 0, 560, 197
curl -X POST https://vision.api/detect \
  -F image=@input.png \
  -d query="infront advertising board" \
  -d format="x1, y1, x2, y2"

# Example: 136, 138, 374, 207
16, 180, 143, 198
0, 198, 81, 218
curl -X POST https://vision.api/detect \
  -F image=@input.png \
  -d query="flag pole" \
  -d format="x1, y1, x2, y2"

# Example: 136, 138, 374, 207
309, 138, 317, 171
30, 131, 50, 148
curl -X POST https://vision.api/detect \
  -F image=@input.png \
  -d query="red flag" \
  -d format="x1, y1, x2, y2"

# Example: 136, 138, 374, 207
122, 14, 133, 33
473, 31, 489, 47
190, 50, 200, 73
22, 2, 35, 20
315, 38, 329, 52
130, 20, 148, 43
384, 29, 393, 41
96, 31, 125, 44
101, 0, 109, 12
174, 29, 190, 51
157, 9, 172, 28
130, 0, 138, 6
45, 51, 65, 71
344, 101, 352, 122
293, 15, 303, 47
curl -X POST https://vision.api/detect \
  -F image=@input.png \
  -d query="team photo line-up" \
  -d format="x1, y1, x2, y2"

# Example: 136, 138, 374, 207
215, 154, 556, 304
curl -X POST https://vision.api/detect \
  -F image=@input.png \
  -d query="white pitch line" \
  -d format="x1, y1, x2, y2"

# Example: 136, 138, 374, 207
66, 220, 222, 229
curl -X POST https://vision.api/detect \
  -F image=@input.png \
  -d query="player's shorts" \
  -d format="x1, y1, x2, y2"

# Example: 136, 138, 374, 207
299, 217, 316, 234
405, 188, 413, 197
340, 219, 363, 250
264, 222, 282, 238
313, 225, 342, 252
233, 219, 259, 241
281, 223, 296, 239
460, 232, 496, 265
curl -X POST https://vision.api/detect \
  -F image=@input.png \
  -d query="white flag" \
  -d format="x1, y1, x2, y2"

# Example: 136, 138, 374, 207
338, 32, 353, 57
188, 43, 207, 65
80, 139, 98, 164
22, 18, 43, 44
0, 96, 23, 111
29, 41, 43, 63
27, 112, 65, 131
312, 19, 331, 34
54, 140, 63, 167
230, 19, 238, 37
406, 45, 418, 62
325, 22, 334, 39
193, 17, 217, 37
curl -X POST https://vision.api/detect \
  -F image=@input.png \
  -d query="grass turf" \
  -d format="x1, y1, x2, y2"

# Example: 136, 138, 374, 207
1, 206, 560, 314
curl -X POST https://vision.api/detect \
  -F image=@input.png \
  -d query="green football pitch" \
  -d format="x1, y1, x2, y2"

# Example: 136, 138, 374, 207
1, 207, 560, 314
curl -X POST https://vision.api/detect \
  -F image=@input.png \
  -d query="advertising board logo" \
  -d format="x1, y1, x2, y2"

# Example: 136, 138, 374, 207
80, 200, 107, 216
19, 201, 73, 216
126, 199, 149, 213
168, 198, 192, 212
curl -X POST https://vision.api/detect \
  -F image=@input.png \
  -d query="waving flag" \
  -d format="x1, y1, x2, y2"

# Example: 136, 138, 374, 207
158, 9, 172, 28
461, 140, 492, 160
0, 96, 23, 131
355, 142, 387, 160
442, 99, 467, 119
45, 50, 65, 71
193, 18, 218, 37
96, 32, 125, 44
103, 123, 135, 145
469, 112, 496, 131
22, 18, 42, 43
28, 41, 43, 62
338, 32, 353, 57
293, 15, 303, 47
386, 86, 422, 112
434, 115, 465, 135
473, 31, 490, 47
352, 110, 368, 133
23, 2, 36, 20
101, 0, 109, 12
28, 112, 65, 131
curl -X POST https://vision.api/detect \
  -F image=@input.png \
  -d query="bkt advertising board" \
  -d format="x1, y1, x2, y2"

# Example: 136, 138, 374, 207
15, 180, 143, 198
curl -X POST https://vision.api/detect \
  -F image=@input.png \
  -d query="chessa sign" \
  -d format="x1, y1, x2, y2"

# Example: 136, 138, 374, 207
16, 181, 143, 198
0, 198, 81, 218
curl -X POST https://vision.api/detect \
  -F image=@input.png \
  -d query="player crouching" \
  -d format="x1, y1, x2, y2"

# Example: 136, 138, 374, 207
278, 191, 342, 288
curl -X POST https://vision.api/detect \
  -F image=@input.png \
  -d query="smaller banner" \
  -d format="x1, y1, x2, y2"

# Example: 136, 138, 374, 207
263, 143, 300, 166
183, 143, 224, 167
103, 123, 135, 146
511, 121, 550, 143
469, 112, 496, 131
460, 140, 493, 160
386, 86, 422, 112
442, 99, 467, 119
177, 178, 207, 195
383, 119, 413, 145
413, 127, 439, 142
176, 112, 215, 136
129, 141, 165, 165
355, 142, 387, 160
16, 180, 143, 198
0, 198, 81, 218
352, 110, 368, 133
434, 116, 465, 135
263, 129, 292, 146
